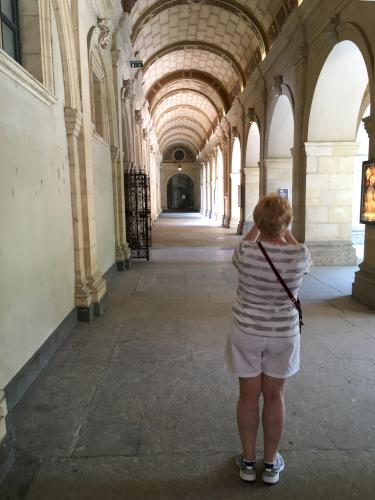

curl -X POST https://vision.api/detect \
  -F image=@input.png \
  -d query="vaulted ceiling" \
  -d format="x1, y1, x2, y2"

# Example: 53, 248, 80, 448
125, 0, 299, 156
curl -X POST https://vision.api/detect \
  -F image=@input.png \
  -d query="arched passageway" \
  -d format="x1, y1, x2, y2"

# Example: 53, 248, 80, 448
167, 174, 195, 210
266, 95, 294, 201
231, 138, 241, 227
306, 40, 369, 265
245, 122, 260, 223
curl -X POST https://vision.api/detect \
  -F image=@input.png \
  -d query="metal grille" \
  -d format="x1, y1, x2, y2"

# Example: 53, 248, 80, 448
124, 169, 152, 260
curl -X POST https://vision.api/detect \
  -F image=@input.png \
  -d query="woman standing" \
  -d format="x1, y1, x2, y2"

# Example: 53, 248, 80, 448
225, 194, 311, 485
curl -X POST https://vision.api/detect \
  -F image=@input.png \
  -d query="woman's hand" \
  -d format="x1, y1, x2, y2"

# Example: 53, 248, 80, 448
243, 224, 260, 241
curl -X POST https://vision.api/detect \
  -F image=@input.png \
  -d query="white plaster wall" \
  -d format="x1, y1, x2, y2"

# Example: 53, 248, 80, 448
0, 13, 75, 387
92, 138, 116, 273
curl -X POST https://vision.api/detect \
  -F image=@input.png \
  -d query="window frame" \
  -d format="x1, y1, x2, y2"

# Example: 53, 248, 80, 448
0, 0, 21, 63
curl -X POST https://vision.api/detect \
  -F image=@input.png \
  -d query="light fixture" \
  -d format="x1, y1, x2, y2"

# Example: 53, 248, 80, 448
177, 162, 182, 171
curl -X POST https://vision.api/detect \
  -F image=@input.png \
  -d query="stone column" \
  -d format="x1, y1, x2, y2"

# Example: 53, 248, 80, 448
110, 146, 129, 270
205, 162, 211, 217
200, 164, 206, 215
77, 128, 107, 316
111, 53, 131, 271
222, 145, 231, 227
244, 165, 259, 225
353, 116, 375, 308
134, 110, 143, 169
65, 108, 94, 321
304, 141, 357, 265
237, 124, 246, 235
210, 155, 216, 220
291, 45, 308, 242
0, 390, 15, 485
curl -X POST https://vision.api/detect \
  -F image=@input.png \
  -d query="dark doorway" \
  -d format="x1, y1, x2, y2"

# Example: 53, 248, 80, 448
167, 174, 195, 210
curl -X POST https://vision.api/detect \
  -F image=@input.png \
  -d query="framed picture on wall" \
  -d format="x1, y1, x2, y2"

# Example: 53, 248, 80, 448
360, 160, 375, 224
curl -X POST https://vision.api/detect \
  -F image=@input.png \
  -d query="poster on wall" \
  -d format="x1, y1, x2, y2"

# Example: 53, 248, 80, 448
277, 188, 289, 199
360, 160, 375, 224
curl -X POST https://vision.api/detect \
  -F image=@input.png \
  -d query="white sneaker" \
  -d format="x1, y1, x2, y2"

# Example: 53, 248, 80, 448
262, 453, 285, 484
236, 454, 256, 482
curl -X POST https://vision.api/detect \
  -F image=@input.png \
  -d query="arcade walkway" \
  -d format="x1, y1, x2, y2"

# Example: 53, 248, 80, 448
1, 214, 375, 500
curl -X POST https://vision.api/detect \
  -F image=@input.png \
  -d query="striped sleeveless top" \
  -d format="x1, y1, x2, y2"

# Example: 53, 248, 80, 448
232, 241, 311, 338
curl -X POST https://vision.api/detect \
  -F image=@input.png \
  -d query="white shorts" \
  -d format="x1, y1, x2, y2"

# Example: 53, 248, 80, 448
225, 323, 300, 379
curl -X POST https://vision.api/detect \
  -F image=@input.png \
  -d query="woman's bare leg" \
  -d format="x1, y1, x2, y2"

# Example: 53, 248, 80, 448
262, 374, 287, 463
237, 375, 262, 461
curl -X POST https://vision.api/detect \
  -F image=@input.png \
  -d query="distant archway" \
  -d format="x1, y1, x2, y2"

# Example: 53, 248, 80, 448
306, 40, 369, 264
245, 122, 260, 222
167, 174, 195, 210
231, 138, 241, 224
266, 95, 294, 201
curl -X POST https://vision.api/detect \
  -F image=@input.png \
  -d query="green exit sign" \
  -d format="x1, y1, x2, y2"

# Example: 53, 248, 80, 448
130, 60, 143, 68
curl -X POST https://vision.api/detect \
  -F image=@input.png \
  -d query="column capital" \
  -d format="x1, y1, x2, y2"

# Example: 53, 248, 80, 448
64, 108, 83, 137
94, 18, 114, 50
363, 116, 375, 140
121, 79, 133, 101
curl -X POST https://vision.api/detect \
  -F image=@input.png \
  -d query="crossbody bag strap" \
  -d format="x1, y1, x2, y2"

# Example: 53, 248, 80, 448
257, 241, 303, 332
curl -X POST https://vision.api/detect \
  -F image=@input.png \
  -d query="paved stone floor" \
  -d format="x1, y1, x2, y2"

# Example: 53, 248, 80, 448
1, 213, 375, 500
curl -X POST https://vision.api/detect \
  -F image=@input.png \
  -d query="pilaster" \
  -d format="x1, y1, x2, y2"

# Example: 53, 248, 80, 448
65, 108, 94, 321
353, 116, 375, 308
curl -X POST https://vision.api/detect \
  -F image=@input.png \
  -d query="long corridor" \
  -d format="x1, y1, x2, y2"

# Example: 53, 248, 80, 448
2, 214, 375, 500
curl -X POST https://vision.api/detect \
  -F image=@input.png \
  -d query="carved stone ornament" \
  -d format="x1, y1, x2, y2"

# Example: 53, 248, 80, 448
247, 107, 256, 123
135, 110, 143, 127
326, 13, 340, 44
273, 75, 283, 97
95, 18, 113, 49
121, 79, 133, 100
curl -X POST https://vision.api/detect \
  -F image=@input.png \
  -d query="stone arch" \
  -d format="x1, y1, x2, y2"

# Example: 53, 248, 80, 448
87, 28, 119, 147
305, 39, 371, 265
308, 41, 369, 142
166, 173, 195, 210
245, 121, 261, 222
304, 23, 375, 140
51, 0, 81, 109
265, 95, 294, 200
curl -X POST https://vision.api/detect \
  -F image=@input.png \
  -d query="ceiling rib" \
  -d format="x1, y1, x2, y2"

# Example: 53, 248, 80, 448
151, 88, 223, 119
154, 104, 216, 131
160, 129, 201, 145
159, 125, 204, 146
141, 42, 246, 90
157, 116, 208, 138
146, 70, 231, 112
131, 0, 268, 58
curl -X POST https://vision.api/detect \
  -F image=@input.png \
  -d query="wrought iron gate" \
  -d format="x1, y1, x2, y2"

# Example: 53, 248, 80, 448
124, 169, 152, 260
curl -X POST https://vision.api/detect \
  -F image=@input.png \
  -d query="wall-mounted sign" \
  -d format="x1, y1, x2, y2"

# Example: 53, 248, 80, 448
130, 60, 143, 68
277, 188, 289, 199
360, 160, 375, 224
